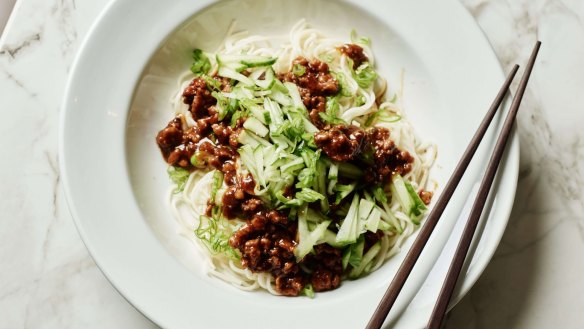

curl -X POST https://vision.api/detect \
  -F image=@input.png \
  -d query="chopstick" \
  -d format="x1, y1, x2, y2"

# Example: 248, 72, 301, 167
426, 40, 541, 329
364, 64, 521, 328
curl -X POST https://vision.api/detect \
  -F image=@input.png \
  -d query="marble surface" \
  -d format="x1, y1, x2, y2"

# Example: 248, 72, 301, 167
1, 0, 583, 328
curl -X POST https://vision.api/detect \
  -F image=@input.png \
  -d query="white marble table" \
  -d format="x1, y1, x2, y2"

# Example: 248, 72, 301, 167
1, 0, 583, 328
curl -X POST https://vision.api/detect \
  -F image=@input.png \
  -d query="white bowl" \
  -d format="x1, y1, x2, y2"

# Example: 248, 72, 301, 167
61, 0, 518, 328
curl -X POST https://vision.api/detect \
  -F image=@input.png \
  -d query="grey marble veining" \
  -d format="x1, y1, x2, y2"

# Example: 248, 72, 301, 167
447, 1, 584, 328
0, 0, 583, 328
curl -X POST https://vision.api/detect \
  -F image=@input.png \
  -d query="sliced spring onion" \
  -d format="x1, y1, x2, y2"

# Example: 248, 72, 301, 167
292, 63, 306, 76
190, 49, 211, 76
301, 284, 315, 298
353, 62, 377, 89
210, 170, 224, 202
350, 29, 371, 46
167, 166, 190, 192
195, 212, 240, 260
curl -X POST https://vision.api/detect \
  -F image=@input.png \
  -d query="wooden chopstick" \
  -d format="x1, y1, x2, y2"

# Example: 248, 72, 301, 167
365, 65, 521, 329
426, 40, 542, 329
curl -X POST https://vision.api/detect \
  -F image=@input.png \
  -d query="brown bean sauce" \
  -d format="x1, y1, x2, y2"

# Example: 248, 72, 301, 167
156, 70, 345, 296
156, 58, 417, 296
338, 43, 368, 69
279, 57, 339, 128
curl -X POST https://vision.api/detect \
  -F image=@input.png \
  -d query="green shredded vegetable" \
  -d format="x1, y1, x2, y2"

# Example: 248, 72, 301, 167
195, 212, 240, 260
319, 96, 347, 125
163, 28, 434, 295
190, 49, 211, 76
350, 29, 372, 46
292, 63, 306, 76
167, 166, 190, 192
353, 63, 377, 89
302, 284, 315, 298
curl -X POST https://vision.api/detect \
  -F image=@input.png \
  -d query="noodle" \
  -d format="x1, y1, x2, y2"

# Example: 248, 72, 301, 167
161, 20, 436, 295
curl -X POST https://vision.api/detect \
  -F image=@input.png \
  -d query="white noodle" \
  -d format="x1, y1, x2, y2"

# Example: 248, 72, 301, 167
164, 21, 436, 295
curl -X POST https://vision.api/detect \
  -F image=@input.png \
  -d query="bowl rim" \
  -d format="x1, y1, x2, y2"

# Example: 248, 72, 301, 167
59, 0, 518, 328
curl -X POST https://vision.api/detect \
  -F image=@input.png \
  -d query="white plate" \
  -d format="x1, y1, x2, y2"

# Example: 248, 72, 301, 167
60, 0, 518, 328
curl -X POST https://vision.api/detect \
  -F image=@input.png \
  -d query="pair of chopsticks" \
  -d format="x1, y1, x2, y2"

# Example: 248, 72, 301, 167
366, 41, 542, 329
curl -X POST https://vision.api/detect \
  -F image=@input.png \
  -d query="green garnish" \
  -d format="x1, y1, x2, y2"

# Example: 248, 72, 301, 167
319, 96, 347, 125
167, 166, 190, 192
292, 63, 306, 76
195, 210, 240, 260
353, 62, 377, 89
190, 49, 211, 76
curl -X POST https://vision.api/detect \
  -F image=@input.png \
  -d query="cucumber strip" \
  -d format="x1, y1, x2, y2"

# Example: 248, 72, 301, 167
238, 145, 260, 182
254, 67, 276, 90
217, 54, 277, 68
237, 130, 272, 147
404, 179, 428, 218
305, 208, 329, 224
264, 98, 284, 128
248, 103, 268, 124
392, 174, 426, 223
377, 194, 402, 231
391, 174, 412, 216
357, 198, 375, 233
241, 56, 278, 68
334, 182, 357, 205
365, 207, 381, 232
296, 188, 326, 203
327, 163, 339, 195
269, 80, 293, 106
237, 130, 260, 147
294, 207, 331, 260
302, 116, 319, 134
253, 145, 266, 187
243, 117, 269, 137
338, 162, 364, 178
315, 160, 329, 213
316, 230, 345, 248
210, 170, 224, 202
348, 236, 365, 268
349, 241, 381, 278
377, 219, 392, 232
284, 82, 306, 110
280, 157, 305, 173
218, 66, 254, 86
335, 194, 360, 245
